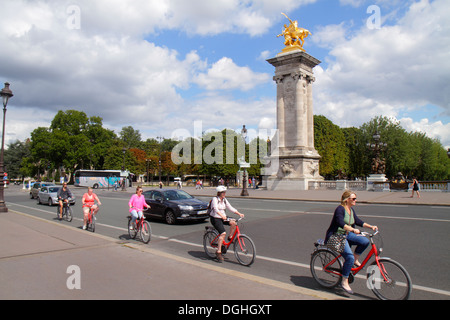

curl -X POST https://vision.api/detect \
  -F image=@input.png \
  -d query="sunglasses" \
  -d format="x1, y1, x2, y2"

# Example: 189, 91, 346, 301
350, 198, 357, 201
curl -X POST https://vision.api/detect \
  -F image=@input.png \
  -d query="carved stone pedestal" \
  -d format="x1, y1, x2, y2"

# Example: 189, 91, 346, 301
264, 50, 323, 191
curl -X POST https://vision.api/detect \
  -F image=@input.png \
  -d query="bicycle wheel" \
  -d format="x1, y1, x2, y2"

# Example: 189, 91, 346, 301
87, 215, 95, 232
140, 221, 151, 244
128, 217, 137, 239
234, 235, 256, 266
203, 230, 219, 259
368, 258, 412, 300
310, 249, 342, 288
65, 206, 73, 222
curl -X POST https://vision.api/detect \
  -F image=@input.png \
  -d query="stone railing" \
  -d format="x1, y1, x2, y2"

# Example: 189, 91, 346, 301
309, 180, 449, 192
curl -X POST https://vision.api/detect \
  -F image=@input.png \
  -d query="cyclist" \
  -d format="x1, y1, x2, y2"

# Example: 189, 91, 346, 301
209, 186, 244, 262
82, 187, 102, 230
325, 190, 378, 294
57, 182, 73, 220
128, 186, 150, 230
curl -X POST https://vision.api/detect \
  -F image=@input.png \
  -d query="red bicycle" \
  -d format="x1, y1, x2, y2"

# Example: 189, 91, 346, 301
85, 206, 96, 232
310, 230, 412, 300
203, 218, 256, 266
127, 214, 151, 244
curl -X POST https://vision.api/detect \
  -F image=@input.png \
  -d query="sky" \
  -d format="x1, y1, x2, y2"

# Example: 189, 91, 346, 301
0, 0, 449, 150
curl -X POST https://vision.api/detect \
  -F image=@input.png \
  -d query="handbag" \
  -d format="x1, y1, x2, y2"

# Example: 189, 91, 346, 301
327, 233, 347, 253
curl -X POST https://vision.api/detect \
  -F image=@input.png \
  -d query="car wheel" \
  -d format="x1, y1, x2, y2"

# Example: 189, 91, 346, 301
30, 193, 34, 199
164, 210, 176, 225
48, 198, 53, 206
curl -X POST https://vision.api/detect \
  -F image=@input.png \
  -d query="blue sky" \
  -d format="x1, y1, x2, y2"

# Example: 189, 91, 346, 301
0, 0, 449, 148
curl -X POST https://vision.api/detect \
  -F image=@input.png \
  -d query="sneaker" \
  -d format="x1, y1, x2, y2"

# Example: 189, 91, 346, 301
216, 252, 224, 262
82, 225, 86, 230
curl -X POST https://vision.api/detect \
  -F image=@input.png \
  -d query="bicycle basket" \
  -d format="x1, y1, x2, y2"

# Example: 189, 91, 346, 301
373, 232, 383, 254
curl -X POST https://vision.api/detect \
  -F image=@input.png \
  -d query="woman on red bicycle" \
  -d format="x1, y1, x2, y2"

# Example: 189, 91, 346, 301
82, 187, 102, 230
209, 186, 244, 262
129, 186, 150, 230
325, 190, 378, 294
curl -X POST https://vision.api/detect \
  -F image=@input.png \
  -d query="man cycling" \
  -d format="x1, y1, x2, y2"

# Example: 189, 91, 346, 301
209, 186, 244, 262
57, 182, 73, 220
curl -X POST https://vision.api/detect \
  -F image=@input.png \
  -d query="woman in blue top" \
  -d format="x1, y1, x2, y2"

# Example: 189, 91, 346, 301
325, 190, 378, 294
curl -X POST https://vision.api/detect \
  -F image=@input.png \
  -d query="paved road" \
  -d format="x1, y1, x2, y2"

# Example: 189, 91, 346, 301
5, 185, 450, 300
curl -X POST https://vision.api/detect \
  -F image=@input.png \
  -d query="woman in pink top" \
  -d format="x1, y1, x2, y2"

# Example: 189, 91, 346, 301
128, 186, 150, 229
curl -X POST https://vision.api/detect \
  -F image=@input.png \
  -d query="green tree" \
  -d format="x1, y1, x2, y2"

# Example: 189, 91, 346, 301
314, 115, 349, 179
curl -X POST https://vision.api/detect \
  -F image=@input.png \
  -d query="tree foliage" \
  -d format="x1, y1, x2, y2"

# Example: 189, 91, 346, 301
5, 110, 449, 182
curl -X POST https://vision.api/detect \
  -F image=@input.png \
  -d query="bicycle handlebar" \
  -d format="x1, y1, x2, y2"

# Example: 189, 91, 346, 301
360, 230, 379, 237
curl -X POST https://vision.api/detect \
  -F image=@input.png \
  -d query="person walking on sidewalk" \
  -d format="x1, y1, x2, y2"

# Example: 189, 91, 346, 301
324, 190, 378, 294
411, 177, 420, 198
209, 186, 244, 262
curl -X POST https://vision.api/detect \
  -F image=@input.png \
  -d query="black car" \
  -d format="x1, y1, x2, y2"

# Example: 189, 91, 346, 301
143, 189, 209, 224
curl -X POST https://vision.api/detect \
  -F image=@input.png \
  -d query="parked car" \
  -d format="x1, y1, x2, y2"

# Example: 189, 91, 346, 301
30, 182, 55, 199
143, 189, 209, 224
37, 186, 76, 206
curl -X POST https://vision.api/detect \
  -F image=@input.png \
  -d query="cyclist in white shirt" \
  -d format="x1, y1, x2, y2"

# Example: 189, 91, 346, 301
209, 186, 244, 261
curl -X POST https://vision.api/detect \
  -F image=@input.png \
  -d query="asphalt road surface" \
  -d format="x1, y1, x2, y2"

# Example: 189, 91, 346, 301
6, 185, 450, 300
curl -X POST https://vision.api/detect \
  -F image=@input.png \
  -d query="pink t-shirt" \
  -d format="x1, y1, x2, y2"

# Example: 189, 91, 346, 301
129, 194, 147, 212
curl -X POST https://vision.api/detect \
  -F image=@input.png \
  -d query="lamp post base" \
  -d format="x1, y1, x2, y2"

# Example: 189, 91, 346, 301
0, 201, 8, 212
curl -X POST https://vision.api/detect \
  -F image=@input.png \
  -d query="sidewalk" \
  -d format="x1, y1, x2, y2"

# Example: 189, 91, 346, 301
0, 210, 340, 300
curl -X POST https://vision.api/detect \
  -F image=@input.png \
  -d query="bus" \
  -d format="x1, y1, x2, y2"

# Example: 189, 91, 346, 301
74, 170, 129, 189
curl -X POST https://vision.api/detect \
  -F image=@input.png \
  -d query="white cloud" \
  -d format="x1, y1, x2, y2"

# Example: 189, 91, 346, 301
314, 0, 450, 145
1, 0, 316, 146
399, 117, 450, 149
194, 57, 270, 91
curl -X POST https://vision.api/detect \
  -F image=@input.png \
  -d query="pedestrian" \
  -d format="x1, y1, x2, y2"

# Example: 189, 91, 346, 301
410, 177, 420, 198
324, 190, 378, 294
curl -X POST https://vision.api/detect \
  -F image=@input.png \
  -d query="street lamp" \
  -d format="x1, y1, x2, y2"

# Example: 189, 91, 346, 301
366, 131, 387, 174
240, 125, 249, 197
0, 82, 13, 212
122, 147, 127, 191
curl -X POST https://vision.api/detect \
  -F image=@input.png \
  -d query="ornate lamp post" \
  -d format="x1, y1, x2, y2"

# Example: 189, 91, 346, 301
122, 147, 127, 191
367, 131, 387, 174
0, 83, 13, 212
240, 125, 249, 197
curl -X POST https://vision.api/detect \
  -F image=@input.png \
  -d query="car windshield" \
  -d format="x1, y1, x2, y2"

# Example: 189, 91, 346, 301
48, 187, 60, 193
163, 190, 194, 200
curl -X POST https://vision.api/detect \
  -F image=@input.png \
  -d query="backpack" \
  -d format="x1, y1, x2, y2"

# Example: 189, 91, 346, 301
206, 198, 213, 216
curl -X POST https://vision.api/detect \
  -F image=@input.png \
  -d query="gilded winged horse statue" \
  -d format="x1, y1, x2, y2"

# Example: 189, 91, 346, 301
277, 13, 311, 53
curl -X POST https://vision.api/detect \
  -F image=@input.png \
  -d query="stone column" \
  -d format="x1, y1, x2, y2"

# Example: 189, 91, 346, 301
265, 51, 323, 191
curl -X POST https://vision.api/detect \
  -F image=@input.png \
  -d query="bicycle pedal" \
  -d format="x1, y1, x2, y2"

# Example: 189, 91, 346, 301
221, 245, 227, 254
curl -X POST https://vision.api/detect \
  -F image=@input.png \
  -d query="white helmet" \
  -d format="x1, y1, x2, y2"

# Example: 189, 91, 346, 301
216, 186, 227, 193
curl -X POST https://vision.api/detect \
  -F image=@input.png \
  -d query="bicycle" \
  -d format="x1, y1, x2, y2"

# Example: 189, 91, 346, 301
203, 218, 256, 266
310, 230, 412, 300
85, 205, 96, 232
57, 199, 73, 222
127, 213, 151, 244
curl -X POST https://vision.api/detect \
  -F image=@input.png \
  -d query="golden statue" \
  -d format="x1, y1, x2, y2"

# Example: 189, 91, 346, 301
277, 13, 311, 54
